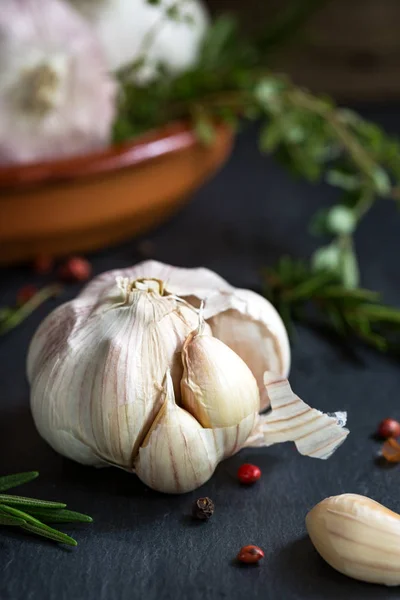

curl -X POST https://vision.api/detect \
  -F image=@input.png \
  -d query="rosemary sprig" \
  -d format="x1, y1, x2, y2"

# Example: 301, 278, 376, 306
0, 471, 39, 492
263, 257, 400, 352
0, 472, 92, 546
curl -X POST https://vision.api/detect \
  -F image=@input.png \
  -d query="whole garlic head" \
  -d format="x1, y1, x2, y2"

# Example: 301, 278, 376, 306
0, 0, 116, 165
28, 261, 349, 493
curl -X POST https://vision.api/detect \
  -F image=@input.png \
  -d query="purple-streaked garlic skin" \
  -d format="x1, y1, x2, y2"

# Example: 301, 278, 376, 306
0, 0, 116, 165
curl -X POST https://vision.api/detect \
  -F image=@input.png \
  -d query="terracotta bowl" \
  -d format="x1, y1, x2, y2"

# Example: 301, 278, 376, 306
0, 122, 233, 265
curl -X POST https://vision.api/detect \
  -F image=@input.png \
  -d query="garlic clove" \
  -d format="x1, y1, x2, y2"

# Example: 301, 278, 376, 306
244, 372, 349, 459
134, 371, 218, 494
181, 327, 260, 429
135, 371, 256, 493
79, 260, 290, 409
306, 494, 400, 586
205, 289, 290, 409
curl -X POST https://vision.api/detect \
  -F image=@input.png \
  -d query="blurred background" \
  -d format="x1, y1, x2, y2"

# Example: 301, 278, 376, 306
208, 0, 400, 101
2, 0, 400, 269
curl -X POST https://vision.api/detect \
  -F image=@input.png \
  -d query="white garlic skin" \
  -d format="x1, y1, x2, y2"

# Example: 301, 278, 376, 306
79, 260, 290, 409
181, 331, 260, 429
28, 279, 210, 469
0, 0, 116, 165
135, 371, 257, 494
306, 494, 400, 586
68, 0, 209, 80
135, 372, 218, 494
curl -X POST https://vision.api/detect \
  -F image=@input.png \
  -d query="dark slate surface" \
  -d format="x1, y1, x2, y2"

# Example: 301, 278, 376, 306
1, 107, 400, 600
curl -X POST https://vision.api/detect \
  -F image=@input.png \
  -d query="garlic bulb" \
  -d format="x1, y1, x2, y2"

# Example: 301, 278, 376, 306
0, 0, 116, 165
306, 494, 400, 586
68, 0, 209, 80
28, 261, 349, 493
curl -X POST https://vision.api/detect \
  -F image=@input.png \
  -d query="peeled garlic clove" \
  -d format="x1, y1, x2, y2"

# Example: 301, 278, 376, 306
79, 260, 290, 409
306, 494, 400, 586
244, 372, 349, 459
181, 327, 259, 429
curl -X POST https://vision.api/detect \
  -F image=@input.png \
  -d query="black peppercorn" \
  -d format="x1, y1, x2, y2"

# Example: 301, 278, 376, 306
192, 497, 214, 520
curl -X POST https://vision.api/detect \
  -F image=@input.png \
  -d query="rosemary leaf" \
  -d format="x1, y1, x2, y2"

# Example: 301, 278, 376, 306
0, 513, 27, 526
358, 304, 400, 324
0, 472, 39, 492
0, 495, 66, 509
318, 287, 381, 302
21, 524, 77, 547
283, 270, 335, 301
23, 508, 93, 524
0, 505, 77, 546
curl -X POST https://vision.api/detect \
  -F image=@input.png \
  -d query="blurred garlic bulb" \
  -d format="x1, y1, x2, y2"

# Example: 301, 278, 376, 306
68, 0, 209, 80
28, 261, 349, 493
0, 0, 116, 165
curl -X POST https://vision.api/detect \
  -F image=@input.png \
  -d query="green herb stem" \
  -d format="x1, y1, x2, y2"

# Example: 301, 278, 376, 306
0, 285, 62, 335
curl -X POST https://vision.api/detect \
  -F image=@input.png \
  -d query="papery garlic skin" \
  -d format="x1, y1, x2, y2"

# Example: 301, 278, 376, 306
135, 371, 218, 493
68, 0, 209, 80
306, 494, 400, 586
28, 277, 210, 468
79, 260, 290, 409
181, 329, 259, 429
135, 371, 256, 493
0, 0, 116, 165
